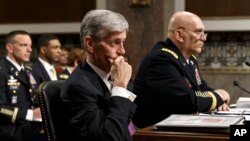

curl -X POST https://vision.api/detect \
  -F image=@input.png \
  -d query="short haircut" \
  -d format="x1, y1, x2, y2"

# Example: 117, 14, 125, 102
5, 30, 30, 46
37, 34, 59, 51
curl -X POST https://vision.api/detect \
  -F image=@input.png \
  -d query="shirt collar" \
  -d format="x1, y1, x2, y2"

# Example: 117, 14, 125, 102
6, 56, 24, 71
86, 59, 110, 81
39, 57, 54, 70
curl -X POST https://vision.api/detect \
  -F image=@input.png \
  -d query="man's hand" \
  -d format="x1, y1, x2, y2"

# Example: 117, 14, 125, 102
215, 89, 230, 104
217, 103, 230, 111
33, 107, 42, 121
110, 56, 132, 88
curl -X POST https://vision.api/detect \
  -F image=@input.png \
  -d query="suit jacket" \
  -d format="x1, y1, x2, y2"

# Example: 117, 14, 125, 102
31, 60, 51, 85
0, 58, 40, 141
132, 38, 224, 128
57, 68, 70, 80
60, 61, 136, 141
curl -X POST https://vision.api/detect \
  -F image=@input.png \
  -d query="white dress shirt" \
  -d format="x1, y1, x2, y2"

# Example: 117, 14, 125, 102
87, 60, 136, 102
39, 58, 57, 80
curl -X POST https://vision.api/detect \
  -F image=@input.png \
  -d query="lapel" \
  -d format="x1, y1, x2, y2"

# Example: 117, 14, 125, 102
164, 41, 198, 87
179, 56, 198, 86
81, 62, 111, 100
38, 60, 52, 81
3, 58, 29, 85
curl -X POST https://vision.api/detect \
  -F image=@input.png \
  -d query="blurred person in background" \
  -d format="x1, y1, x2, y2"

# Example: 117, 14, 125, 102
31, 34, 61, 85
58, 47, 86, 80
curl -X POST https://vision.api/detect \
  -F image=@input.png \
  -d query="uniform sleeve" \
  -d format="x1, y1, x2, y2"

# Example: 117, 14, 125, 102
144, 53, 223, 113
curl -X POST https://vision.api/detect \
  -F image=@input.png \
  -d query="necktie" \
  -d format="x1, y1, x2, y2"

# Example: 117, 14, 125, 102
19, 69, 29, 82
50, 67, 57, 80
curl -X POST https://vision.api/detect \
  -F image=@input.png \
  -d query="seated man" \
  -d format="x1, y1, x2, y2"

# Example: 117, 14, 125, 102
132, 11, 230, 128
60, 10, 136, 141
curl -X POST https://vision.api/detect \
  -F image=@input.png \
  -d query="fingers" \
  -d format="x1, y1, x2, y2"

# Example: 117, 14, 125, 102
217, 103, 230, 111
215, 89, 230, 104
110, 56, 132, 88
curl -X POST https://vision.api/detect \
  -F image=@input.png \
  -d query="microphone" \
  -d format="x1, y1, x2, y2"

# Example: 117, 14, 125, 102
245, 61, 250, 67
233, 81, 250, 94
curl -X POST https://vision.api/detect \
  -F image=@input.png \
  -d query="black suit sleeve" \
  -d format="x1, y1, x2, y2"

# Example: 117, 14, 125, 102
62, 82, 136, 141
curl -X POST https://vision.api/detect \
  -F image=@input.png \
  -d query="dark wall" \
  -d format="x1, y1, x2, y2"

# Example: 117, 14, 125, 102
0, 0, 95, 23
186, 0, 250, 18
106, 0, 165, 79
0, 0, 166, 80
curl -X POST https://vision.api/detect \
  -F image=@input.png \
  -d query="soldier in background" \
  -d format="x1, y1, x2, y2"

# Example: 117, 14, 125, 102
0, 30, 44, 141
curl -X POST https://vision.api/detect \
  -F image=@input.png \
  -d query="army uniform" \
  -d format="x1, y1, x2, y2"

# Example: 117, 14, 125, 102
0, 58, 42, 141
132, 38, 224, 128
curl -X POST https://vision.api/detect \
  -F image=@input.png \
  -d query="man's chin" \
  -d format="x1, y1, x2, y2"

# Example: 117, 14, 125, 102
23, 59, 30, 63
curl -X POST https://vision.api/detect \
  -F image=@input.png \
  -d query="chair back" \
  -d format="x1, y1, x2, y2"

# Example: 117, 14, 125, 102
37, 80, 65, 141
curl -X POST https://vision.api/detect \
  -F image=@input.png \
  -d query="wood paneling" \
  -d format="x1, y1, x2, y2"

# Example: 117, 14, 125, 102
0, 0, 95, 23
186, 0, 250, 18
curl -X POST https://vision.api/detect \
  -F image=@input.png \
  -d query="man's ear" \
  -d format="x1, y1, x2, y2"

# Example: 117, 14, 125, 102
6, 43, 13, 53
175, 30, 184, 43
40, 46, 46, 55
84, 36, 95, 53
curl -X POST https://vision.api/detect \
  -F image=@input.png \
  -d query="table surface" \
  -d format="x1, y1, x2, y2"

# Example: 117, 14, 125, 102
133, 126, 229, 141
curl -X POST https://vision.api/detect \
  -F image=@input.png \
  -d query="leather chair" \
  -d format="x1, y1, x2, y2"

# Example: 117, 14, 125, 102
37, 80, 69, 141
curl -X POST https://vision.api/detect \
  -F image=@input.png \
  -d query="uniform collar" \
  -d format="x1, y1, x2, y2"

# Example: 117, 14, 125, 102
6, 56, 24, 71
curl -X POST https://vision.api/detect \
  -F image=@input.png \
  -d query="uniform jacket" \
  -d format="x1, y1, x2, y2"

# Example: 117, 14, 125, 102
0, 58, 40, 141
60, 61, 136, 141
132, 38, 224, 128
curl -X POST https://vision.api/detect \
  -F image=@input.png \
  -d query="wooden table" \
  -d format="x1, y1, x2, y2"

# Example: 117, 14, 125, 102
133, 126, 229, 141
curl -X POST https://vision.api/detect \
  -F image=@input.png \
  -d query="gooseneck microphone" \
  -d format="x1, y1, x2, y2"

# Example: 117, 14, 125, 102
245, 61, 250, 67
233, 81, 250, 94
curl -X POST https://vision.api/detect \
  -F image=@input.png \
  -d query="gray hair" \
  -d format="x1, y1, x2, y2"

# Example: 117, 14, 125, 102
80, 9, 129, 47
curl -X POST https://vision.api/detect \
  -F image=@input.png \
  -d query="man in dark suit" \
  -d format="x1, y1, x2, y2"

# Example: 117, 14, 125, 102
31, 34, 61, 85
60, 10, 137, 141
0, 30, 44, 141
132, 11, 231, 128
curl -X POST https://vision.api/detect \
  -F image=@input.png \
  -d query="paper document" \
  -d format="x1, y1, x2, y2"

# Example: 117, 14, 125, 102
236, 97, 250, 108
155, 114, 244, 128
215, 108, 250, 115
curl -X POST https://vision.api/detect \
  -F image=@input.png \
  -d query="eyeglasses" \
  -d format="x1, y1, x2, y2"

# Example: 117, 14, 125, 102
180, 27, 208, 39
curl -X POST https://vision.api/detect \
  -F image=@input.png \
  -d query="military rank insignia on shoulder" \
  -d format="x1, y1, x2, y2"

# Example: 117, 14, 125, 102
161, 48, 178, 59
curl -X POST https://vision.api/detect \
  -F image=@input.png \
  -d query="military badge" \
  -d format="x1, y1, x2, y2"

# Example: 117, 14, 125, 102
194, 65, 202, 85
11, 96, 18, 104
7, 75, 20, 90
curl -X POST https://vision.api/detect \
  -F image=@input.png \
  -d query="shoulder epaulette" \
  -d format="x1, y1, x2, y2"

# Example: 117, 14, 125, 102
161, 48, 178, 59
